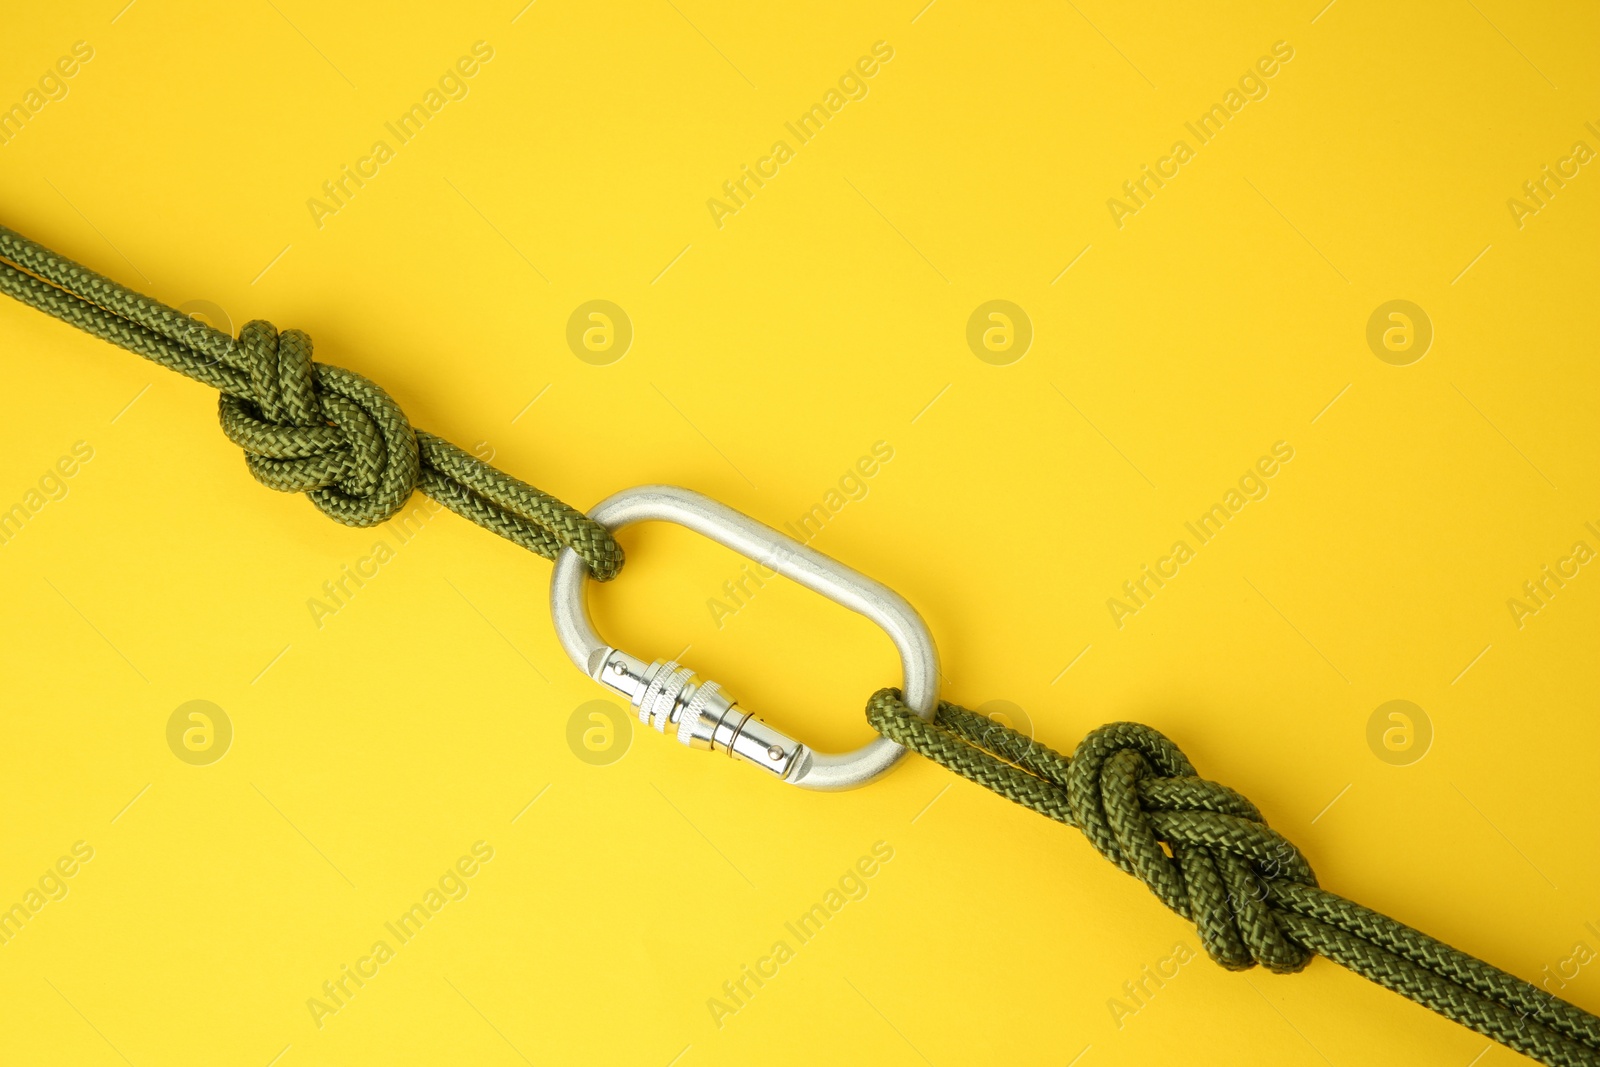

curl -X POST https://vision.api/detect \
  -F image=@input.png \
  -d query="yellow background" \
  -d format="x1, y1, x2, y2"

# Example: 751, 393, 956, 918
2, 1, 1598, 1064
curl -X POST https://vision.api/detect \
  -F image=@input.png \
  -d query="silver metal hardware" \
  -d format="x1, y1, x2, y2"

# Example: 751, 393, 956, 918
550, 485, 940, 791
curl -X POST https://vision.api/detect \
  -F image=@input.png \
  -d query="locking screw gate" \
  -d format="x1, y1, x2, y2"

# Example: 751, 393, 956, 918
593, 650, 802, 779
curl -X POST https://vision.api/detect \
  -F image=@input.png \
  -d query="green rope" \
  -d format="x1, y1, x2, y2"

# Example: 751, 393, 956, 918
0, 225, 622, 580
866, 689, 1600, 1066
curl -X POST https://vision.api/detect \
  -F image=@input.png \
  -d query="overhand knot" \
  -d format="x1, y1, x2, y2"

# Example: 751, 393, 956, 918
218, 320, 419, 526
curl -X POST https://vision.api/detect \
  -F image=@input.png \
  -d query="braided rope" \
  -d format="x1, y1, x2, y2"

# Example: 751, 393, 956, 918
866, 688, 1600, 1067
0, 224, 622, 580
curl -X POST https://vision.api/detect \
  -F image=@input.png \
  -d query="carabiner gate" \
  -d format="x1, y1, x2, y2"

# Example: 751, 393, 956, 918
549, 485, 940, 791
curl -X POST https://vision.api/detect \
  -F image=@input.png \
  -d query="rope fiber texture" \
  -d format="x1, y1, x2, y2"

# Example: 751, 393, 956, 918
3, 221, 1593, 1065
0, 225, 622, 580
867, 688, 1600, 1066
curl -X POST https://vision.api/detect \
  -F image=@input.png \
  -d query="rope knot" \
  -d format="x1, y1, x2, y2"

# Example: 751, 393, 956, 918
865, 690, 1319, 975
219, 320, 420, 526
1065, 721, 1316, 973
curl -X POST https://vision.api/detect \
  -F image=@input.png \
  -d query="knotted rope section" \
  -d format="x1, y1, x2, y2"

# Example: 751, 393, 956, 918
1069, 720, 1317, 973
221, 321, 419, 526
867, 689, 1600, 1067
0, 225, 622, 579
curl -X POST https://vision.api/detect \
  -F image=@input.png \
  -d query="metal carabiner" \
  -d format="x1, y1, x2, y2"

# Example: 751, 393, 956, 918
549, 485, 940, 790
